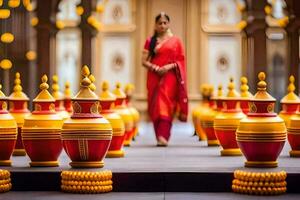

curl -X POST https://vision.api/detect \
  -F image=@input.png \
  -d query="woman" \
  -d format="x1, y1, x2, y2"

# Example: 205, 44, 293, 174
142, 12, 188, 146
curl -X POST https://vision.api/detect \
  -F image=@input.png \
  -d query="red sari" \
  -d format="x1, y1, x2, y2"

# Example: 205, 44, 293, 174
144, 36, 188, 141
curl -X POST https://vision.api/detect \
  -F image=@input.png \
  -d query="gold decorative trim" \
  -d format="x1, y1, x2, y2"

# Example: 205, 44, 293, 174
30, 161, 59, 167
90, 101, 100, 115
221, 148, 242, 156
106, 150, 124, 158
69, 161, 104, 168
245, 161, 278, 168
207, 139, 219, 146
0, 160, 11, 166
78, 139, 88, 161
12, 149, 26, 156
72, 101, 82, 114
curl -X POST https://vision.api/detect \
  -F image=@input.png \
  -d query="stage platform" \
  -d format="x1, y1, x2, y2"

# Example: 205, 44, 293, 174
3, 122, 300, 193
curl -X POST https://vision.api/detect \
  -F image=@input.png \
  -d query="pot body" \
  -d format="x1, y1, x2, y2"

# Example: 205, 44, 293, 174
9, 100, 30, 156
192, 103, 207, 141
0, 101, 17, 166
287, 114, 300, 157
214, 99, 245, 156
114, 98, 133, 147
62, 100, 112, 168
199, 104, 218, 146
22, 102, 63, 167
102, 109, 125, 158
237, 101, 286, 168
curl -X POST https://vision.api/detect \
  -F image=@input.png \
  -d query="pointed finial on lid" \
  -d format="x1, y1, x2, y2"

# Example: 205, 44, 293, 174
116, 82, 121, 89
99, 81, 116, 101
52, 74, 64, 100
253, 72, 275, 101
89, 74, 96, 92
64, 81, 72, 98
240, 76, 253, 98
14, 72, 22, 93
217, 84, 223, 97
113, 82, 126, 99
73, 65, 98, 100
102, 81, 109, 91
280, 75, 300, 103
125, 83, 135, 96
257, 72, 267, 91
40, 75, 49, 90
52, 75, 59, 92
288, 75, 296, 93
80, 65, 91, 87
227, 77, 240, 98
9, 72, 29, 100
33, 74, 55, 102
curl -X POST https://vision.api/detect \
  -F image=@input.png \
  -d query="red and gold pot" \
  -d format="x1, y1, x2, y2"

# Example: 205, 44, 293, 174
192, 84, 211, 141
279, 75, 300, 126
124, 83, 140, 139
99, 81, 125, 158
64, 81, 73, 114
284, 76, 300, 157
0, 84, 17, 166
52, 75, 70, 120
237, 72, 286, 168
198, 85, 219, 146
22, 75, 63, 167
113, 82, 134, 147
214, 78, 245, 156
240, 77, 253, 115
8, 72, 30, 156
62, 66, 112, 168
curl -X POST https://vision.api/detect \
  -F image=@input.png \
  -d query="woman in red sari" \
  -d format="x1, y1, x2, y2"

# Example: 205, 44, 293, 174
142, 12, 188, 146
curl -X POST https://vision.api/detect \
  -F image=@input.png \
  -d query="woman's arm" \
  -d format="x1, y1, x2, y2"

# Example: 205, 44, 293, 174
157, 63, 177, 76
141, 50, 159, 72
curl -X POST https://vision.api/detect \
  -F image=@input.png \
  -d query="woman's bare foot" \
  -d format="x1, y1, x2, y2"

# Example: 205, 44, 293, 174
157, 136, 168, 147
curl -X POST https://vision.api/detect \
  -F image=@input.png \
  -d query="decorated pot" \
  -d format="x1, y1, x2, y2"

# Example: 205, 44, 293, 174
284, 76, 300, 157
192, 84, 210, 141
124, 83, 140, 140
113, 82, 134, 147
99, 81, 125, 158
62, 66, 112, 168
8, 72, 30, 156
0, 84, 17, 166
240, 77, 253, 114
198, 85, 219, 146
52, 75, 70, 120
279, 75, 300, 126
214, 78, 245, 156
22, 75, 63, 167
237, 72, 286, 168
64, 81, 73, 114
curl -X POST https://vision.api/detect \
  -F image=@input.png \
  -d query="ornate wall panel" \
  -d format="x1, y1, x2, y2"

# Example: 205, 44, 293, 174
207, 36, 242, 91
208, 0, 241, 25
200, 0, 243, 94
99, 35, 132, 87
102, 0, 132, 25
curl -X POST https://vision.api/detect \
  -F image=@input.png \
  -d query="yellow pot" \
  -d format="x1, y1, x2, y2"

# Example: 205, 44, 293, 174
22, 75, 63, 167
0, 86, 17, 166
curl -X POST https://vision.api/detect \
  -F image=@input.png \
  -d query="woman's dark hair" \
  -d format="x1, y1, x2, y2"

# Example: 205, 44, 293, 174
149, 12, 170, 58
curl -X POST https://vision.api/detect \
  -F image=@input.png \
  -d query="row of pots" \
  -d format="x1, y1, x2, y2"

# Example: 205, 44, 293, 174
0, 66, 139, 167
194, 73, 300, 168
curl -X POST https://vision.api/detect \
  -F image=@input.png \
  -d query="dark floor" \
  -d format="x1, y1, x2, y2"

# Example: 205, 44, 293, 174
0, 192, 300, 200
1, 122, 300, 198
